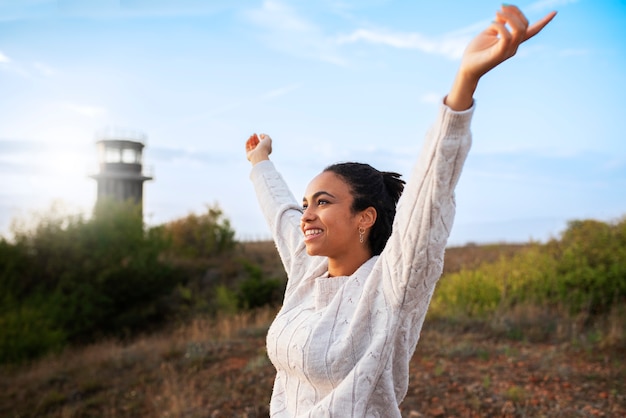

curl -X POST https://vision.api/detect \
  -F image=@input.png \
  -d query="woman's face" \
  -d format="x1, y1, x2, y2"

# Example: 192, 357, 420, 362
301, 171, 362, 259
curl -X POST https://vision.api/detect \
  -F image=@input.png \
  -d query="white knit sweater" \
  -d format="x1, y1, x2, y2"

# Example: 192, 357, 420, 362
250, 101, 474, 417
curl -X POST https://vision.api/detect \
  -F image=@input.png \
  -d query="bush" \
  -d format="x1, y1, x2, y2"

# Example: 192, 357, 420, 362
0, 294, 66, 363
550, 218, 626, 315
161, 204, 236, 259
236, 262, 283, 310
0, 200, 183, 363
432, 216, 626, 321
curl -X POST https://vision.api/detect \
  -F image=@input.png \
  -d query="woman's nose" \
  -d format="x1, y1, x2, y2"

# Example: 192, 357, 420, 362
301, 206, 315, 223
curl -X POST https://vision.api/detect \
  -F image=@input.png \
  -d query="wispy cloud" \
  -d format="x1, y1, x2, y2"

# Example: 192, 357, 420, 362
243, 1, 495, 63
336, 20, 486, 60
245, 0, 314, 32
0, 51, 10, 63
0, 53, 58, 79
243, 0, 347, 66
0, 0, 234, 21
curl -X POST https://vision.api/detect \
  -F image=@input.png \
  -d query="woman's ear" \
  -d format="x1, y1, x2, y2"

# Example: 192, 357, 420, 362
360, 207, 377, 229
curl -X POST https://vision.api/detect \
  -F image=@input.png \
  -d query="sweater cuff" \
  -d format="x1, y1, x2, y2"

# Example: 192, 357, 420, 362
439, 97, 475, 137
249, 159, 275, 181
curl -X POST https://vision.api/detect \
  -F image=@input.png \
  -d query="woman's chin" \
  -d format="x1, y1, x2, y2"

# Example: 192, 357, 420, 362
304, 243, 322, 257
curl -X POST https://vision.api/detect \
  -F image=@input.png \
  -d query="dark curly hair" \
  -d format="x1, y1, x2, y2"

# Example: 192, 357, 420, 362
323, 162, 405, 255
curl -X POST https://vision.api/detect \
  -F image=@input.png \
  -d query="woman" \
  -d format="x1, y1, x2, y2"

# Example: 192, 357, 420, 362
245, 5, 556, 417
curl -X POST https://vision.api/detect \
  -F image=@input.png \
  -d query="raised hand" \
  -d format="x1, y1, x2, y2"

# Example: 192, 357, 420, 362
245, 133, 272, 165
446, 5, 557, 111
464, 5, 556, 80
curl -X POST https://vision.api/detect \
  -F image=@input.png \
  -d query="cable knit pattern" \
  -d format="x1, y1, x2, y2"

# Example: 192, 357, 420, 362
250, 100, 474, 417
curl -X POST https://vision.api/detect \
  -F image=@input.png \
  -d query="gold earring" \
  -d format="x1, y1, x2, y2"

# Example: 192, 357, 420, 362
359, 226, 365, 243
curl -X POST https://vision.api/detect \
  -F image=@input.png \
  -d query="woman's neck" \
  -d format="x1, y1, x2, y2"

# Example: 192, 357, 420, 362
327, 251, 372, 277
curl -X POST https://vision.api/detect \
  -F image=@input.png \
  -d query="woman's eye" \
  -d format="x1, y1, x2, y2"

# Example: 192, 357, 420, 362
302, 199, 328, 210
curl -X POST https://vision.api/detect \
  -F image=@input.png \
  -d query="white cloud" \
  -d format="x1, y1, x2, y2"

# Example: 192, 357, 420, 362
244, 1, 486, 64
0, 53, 55, 79
336, 20, 484, 60
243, 0, 347, 66
245, 0, 314, 32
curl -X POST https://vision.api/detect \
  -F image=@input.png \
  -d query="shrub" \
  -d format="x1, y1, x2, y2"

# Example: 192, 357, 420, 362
432, 217, 626, 323
161, 204, 236, 259
0, 294, 66, 363
0, 200, 183, 363
236, 262, 283, 310
549, 218, 626, 316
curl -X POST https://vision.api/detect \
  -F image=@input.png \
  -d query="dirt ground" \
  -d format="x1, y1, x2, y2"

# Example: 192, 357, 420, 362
2, 317, 624, 418
173, 325, 625, 417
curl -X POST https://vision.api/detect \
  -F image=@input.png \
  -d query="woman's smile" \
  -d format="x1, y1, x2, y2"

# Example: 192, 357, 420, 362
303, 228, 323, 241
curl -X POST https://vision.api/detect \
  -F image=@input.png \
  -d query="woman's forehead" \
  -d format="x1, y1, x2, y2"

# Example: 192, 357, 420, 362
304, 171, 350, 198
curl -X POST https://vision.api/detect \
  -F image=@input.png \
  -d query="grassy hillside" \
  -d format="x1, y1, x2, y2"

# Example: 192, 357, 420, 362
2, 241, 624, 417
1, 306, 623, 417
238, 240, 529, 277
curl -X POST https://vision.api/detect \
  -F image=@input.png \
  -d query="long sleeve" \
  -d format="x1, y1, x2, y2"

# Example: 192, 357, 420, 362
249, 160, 327, 293
372, 101, 474, 406
383, 101, 473, 307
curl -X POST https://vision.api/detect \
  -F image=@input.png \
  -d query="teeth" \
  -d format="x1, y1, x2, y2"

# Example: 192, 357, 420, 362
305, 229, 322, 236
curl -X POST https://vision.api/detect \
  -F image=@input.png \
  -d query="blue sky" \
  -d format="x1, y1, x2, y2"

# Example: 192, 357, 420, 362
1, 0, 624, 246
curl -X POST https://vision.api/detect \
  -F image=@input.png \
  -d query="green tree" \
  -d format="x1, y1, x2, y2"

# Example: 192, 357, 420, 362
162, 204, 236, 259
0, 199, 183, 363
551, 217, 626, 315
236, 261, 284, 310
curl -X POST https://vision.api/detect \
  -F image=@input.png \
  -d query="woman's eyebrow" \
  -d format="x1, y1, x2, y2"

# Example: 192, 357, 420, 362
302, 191, 336, 202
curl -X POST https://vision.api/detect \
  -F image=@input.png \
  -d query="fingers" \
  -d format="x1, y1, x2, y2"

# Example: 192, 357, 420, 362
491, 5, 556, 57
245, 133, 260, 152
525, 11, 557, 41
500, 4, 529, 27
496, 5, 556, 42
496, 5, 527, 46
245, 133, 272, 155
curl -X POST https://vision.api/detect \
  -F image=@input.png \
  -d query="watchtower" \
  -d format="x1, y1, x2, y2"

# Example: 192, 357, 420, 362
90, 129, 153, 212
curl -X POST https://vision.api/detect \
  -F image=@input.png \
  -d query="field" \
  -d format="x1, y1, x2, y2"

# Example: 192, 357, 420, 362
1, 242, 624, 417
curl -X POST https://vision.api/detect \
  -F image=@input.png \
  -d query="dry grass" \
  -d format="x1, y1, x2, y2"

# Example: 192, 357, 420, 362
2, 242, 623, 417
1, 308, 278, 418
3, 303, 624, 418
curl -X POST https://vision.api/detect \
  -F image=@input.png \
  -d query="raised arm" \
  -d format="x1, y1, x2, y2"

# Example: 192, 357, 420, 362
446, 4, 557, 111
245, 132, 314, 279
383, 5, 557, 306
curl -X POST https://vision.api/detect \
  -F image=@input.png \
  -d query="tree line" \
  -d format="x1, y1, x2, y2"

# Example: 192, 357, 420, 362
1, 200, 624, 364
0, 200, 284, 364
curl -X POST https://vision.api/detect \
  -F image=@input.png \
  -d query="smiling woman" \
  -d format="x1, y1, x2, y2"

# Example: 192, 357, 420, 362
243, 4, 557, 417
